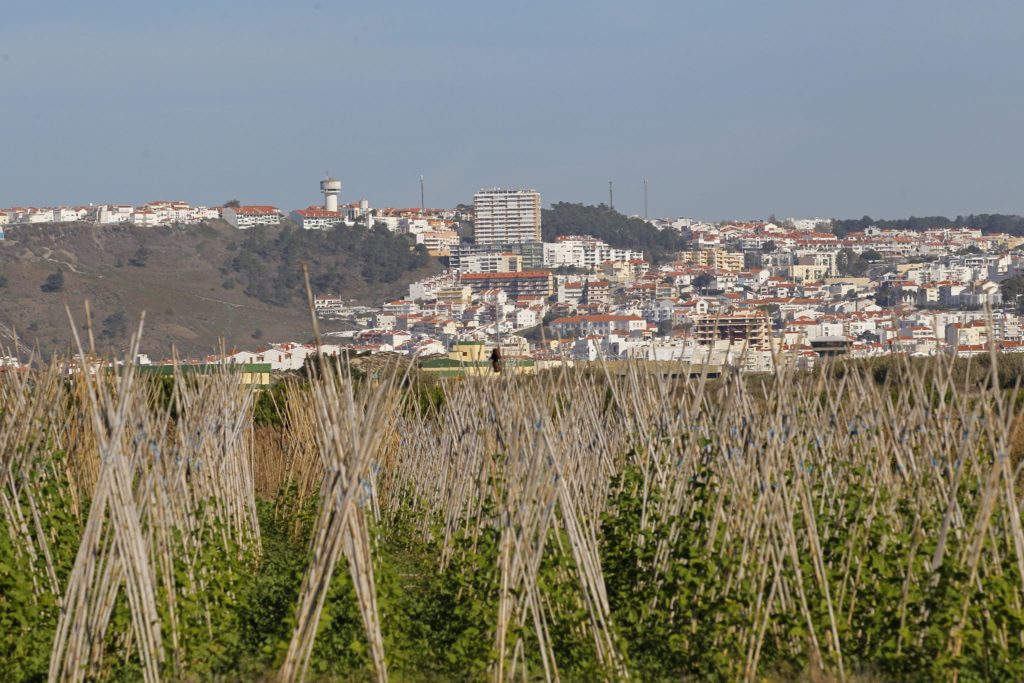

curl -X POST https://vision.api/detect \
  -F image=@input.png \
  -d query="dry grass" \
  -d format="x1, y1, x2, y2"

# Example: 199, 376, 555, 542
3, 340, 1024, 681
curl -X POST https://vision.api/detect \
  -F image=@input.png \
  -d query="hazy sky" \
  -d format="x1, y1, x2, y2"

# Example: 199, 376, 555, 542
2, 1, 1022, 220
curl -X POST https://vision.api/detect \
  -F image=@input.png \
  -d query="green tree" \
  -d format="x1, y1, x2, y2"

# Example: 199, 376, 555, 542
1001, 275, 1024, 312
100, 311, 128, 340
837, 249, 869, 277
873, 282, 901, 308
40, 269, 64, 293
861, 249, 882, 262
692, 272, 714, 292
129, 245, 150, 267
228, 223, 436, 307
541, 202, 688, 264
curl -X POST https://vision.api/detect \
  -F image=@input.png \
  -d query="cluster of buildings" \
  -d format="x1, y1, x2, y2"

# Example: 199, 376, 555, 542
1, 201, 222, 228
10, 178, 1024, 375
302, 201, 1024, 374
2, 176, 470, 257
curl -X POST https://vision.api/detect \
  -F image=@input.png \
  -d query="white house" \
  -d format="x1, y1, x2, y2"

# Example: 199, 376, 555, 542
223, 206, 282, 229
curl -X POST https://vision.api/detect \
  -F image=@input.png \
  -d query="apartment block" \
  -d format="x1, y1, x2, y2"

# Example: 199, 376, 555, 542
473, 188, 541, 244
459, 270, 553, 299
223, 206, 283, 229
693, 312, 771, 349
678, 248, 744, 272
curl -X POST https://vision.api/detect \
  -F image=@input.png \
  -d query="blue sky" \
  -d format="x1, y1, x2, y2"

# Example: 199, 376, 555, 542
2, 0, 1022, 219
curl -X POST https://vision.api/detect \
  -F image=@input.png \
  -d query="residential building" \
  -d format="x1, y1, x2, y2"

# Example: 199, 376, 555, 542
678, 248, 745, 272
459, 271, 554, 299
290, 208, 344, 230
693, 312, 771, 349
461, 252, 523, 274
420, 230, 460, 256
473, 188, 542, 244
97, 205, 135, 224
549, 315, 647, 338
223, 205, 282, 229
543, 236, 643, 269
450, 240, 544, 270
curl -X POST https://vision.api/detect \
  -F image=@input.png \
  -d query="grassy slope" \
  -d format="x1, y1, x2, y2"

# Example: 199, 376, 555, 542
0, 221, 439, 358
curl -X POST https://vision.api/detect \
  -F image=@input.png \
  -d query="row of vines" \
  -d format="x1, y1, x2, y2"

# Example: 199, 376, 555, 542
3, 346, 1024, 681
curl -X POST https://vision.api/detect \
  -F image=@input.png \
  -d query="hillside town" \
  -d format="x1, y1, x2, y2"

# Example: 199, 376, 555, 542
5, 181, 1024, 376
306, 214, 1023, 376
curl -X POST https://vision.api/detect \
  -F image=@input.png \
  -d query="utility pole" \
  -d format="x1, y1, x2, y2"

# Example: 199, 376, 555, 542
608, 180, 614, 211
643, 178, 649, 221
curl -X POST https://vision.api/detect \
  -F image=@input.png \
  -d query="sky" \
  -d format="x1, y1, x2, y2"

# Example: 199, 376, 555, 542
2, 0, 1023, 220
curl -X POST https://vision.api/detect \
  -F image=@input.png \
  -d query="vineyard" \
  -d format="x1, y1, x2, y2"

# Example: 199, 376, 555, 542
3, 342, 1024, 681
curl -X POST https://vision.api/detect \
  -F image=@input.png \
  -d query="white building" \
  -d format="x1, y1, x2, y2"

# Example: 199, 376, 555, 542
473, 188, 541, 244
460, 252, 523, 274
543, 236, 643, 269
419, 230, 460, 255
7, 207, 55, 224
97, 205, 135, 224
130, 208, 161, 227
408, 273, 457, 301
52, 207, 88, 223
223, 205, 282, 229
290, 208, 344, 230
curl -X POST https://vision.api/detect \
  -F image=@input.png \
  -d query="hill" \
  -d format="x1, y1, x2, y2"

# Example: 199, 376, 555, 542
0, 221, 441, 358
541, 202, 688, 264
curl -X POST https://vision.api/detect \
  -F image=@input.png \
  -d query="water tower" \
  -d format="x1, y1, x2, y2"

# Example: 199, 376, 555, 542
320, 176, 342, 212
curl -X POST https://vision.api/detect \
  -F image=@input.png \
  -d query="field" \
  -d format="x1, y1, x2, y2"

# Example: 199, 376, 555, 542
3, 345, 1024, 682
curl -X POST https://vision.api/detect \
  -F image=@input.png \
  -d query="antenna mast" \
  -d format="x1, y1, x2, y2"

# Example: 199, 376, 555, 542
643, 178, 649, 221
420, 175, 425, 214
608, 180, 614, 211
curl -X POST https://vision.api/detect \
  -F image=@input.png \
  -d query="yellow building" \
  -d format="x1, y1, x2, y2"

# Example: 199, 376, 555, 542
678, 248, 744, 272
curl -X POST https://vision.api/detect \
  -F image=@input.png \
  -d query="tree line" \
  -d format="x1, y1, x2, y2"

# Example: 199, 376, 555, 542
832, 214, 1024, 237
541, 202, 688, 264
227, 223, 436, 306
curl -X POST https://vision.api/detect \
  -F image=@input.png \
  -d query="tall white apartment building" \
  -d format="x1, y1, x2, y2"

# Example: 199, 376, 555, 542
473, 188, 541, 244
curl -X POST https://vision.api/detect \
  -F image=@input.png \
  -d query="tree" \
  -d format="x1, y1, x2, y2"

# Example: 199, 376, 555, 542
541, 202, 688, 264
873, 282, 901, 308
761, 240, 777, 253
836, 249, 869, 277
129, 245, 150, 267
100, 311, 127, 340
861, 249, 882, 262
692, 273, 714, 292
223, 199, 241, 208
228, 223, 436, 307
40, 269, 64, 293
1001, 275, 1024, 312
